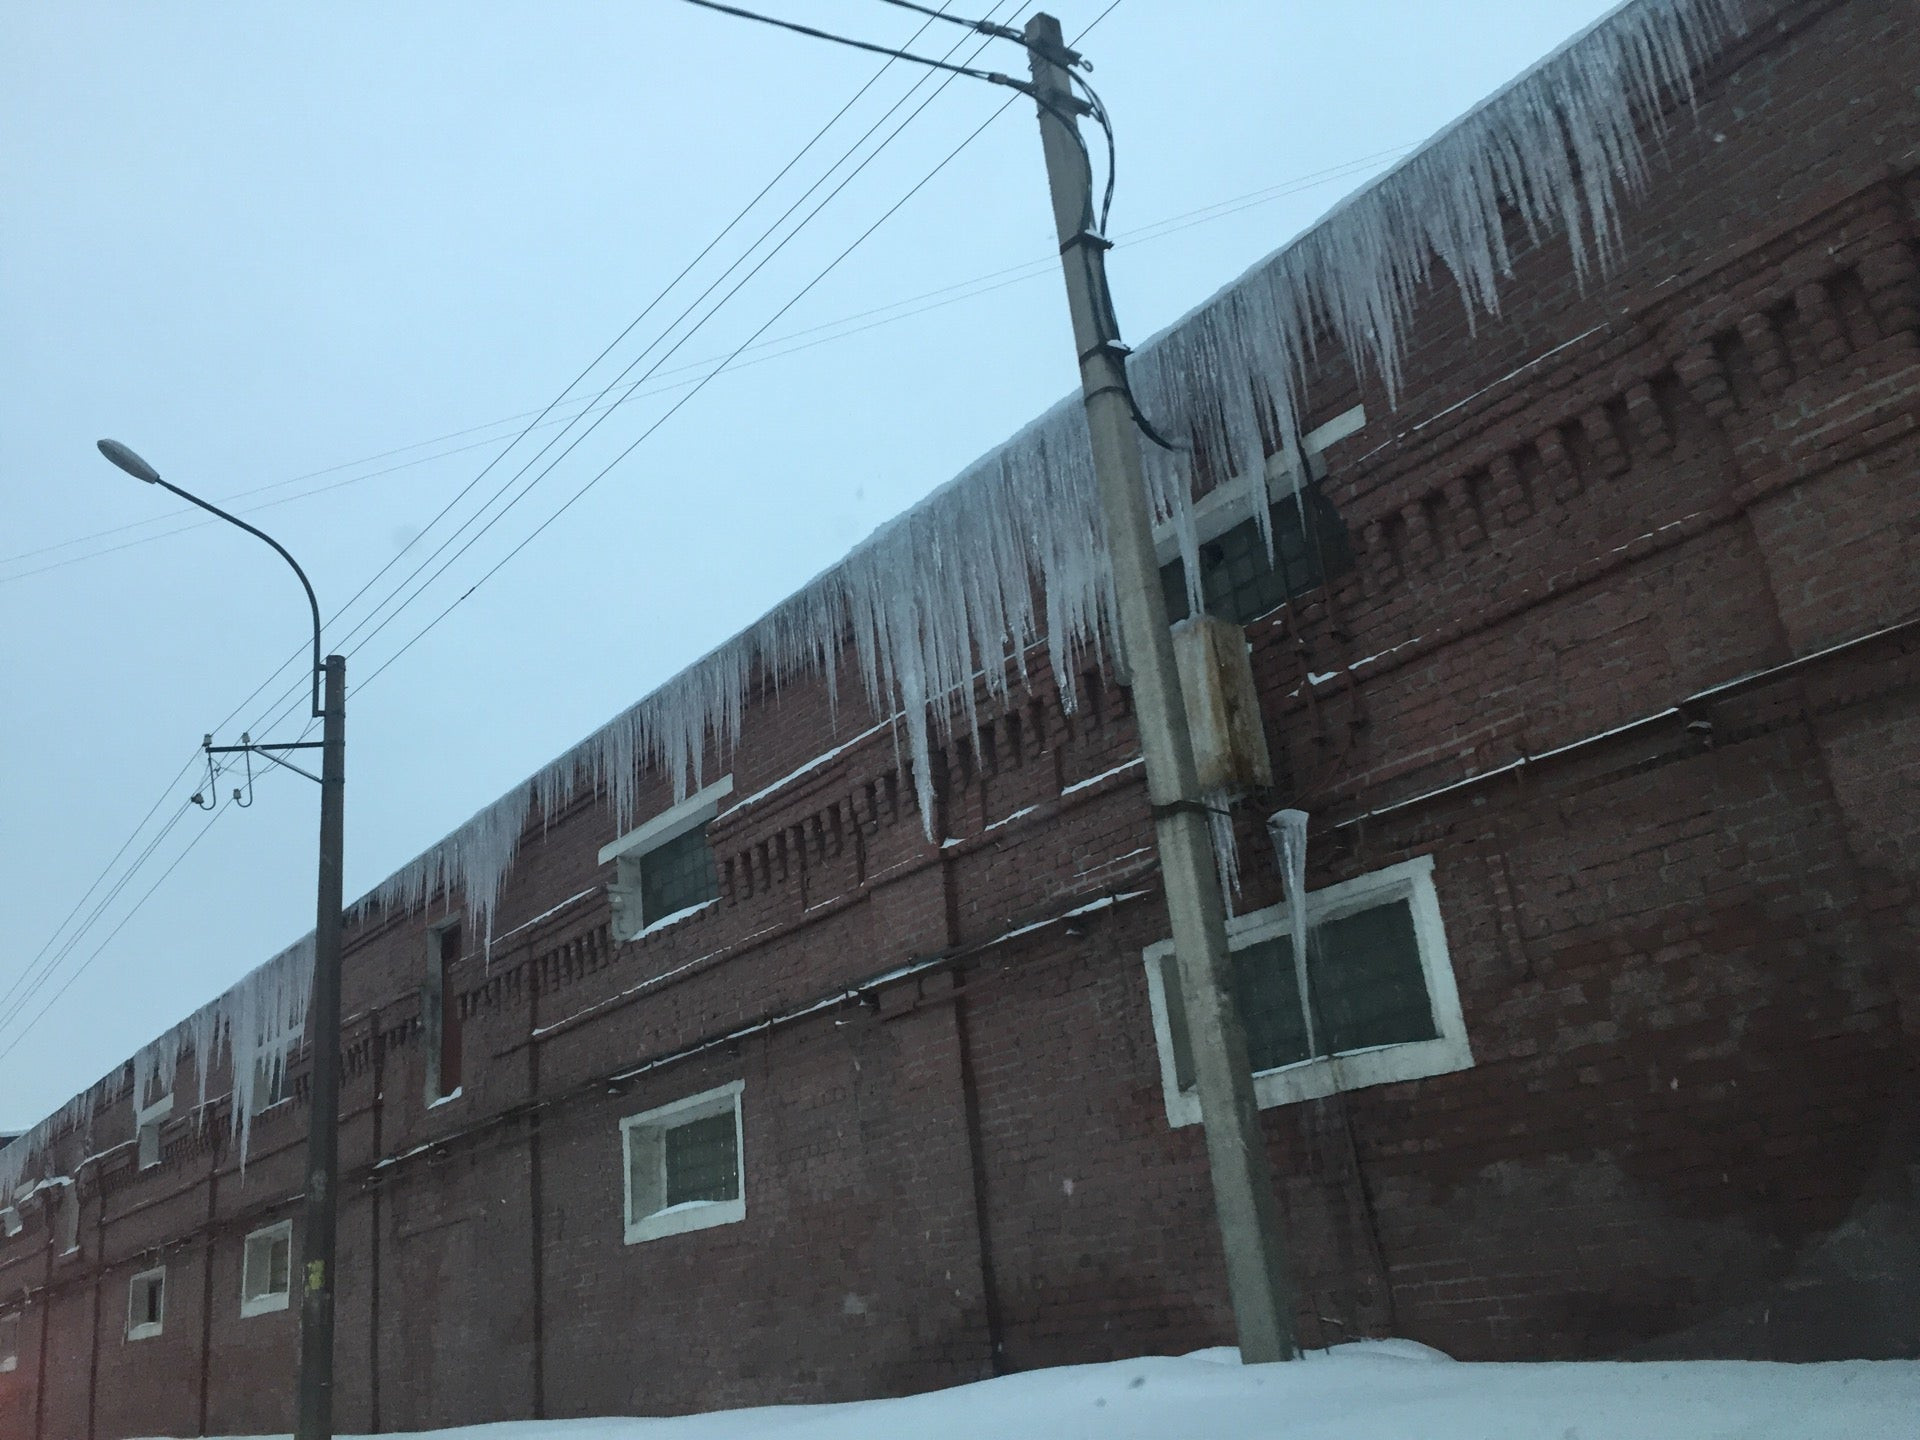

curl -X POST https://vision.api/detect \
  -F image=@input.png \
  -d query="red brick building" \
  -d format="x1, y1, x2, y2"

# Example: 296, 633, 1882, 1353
3, 0, 1916, 1433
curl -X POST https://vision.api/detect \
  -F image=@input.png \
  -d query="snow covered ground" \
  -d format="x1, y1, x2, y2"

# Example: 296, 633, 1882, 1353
139, 1341, 1920, 1440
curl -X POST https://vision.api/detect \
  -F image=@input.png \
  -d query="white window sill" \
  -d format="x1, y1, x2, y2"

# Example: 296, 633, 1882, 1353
0, 1356, 15, 1373
624, 1194, 745, 1245
427, 1085, 464, 1109
1161, 1035, 1474, 1128
635, 899, 718, 940
240, 1292, 290, 1319
127, 1321, 163, 1342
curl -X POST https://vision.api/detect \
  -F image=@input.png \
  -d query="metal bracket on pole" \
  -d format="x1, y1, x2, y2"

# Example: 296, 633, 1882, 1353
204, 736, 325, 786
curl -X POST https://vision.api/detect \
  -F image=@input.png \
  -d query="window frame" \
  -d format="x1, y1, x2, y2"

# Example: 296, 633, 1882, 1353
1143, 853, 1470, 1127
126, 1265, 166, 1341
0, 1310, 18, 1373
239, 1219, 293, 1318
136, 1090, 173, 1171
599, 775, 733, 941
619, 1079, 746, 1245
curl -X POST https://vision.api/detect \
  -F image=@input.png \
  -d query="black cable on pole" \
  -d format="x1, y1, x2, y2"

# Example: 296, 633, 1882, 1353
678, 0, 1029, 92
870, 0, 1025, 44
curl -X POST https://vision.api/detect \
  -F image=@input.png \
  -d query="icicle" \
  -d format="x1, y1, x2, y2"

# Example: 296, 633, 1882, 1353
2, 0, 1749, 1202
1205, 789, 1243, 912
1268, 808, 1319, 1061
1268, 809, 1311, 971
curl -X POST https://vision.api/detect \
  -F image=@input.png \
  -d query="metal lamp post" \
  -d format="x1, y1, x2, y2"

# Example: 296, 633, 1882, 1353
97, 439, 346, 1440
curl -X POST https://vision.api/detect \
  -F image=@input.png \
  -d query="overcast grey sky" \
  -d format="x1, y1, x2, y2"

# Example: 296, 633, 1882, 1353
0, 1, 1619, 1130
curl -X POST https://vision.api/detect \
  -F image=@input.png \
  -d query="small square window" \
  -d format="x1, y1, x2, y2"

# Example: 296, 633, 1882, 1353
1144, 854, 1471, 1126
127, 1266, 165, 1340
621, 1081, 746, 1245
240, 1221, 293, 1317
601, 777, 733, 942
0, 1312, 18, 1373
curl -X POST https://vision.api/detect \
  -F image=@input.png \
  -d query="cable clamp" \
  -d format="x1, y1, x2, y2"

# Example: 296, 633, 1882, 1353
1059, 228, 1113, 257
1150, 799, 1226, 823
1078, 336, 1132, 366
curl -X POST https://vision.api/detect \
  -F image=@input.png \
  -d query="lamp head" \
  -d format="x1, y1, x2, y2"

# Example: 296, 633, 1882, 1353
97, 439, 163, 484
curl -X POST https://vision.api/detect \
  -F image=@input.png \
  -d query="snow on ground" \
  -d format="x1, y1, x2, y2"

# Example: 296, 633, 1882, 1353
139, 1341, 1920, 1440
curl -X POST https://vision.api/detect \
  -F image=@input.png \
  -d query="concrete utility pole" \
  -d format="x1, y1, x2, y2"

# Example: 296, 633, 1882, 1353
1024, 15, 1300, 1362
296, 652, 347, 1440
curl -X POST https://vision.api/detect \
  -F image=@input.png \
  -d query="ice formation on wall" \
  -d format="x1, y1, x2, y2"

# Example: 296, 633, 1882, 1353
0, 0, 1748, 1197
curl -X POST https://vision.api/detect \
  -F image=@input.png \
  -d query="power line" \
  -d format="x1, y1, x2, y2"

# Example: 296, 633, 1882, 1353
213, 0, 968, 746
680, 0, 1022, 87
0, 2, 971, 1058
0, 797, 200, 1040
0, 0, 1130, 1065
354, 25, 1038, 691
870, 0, 1024, 42
4, 147, 1408, 584
0, 800, 233, 1063
244, 5, 1027, 740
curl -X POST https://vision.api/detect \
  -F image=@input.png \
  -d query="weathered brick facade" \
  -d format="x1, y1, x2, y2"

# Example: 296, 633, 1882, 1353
3, 0, 1916, 1432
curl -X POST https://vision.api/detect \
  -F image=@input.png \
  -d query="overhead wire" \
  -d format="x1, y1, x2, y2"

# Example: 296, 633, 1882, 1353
231, 3, 1017, 755
679, 0, 1022, 87
0, 0, 973, 1058
5, 146, 1410, 584
1, 0, 1133, 1065
348, 14, 1035, 692
0, 799, 236, 1064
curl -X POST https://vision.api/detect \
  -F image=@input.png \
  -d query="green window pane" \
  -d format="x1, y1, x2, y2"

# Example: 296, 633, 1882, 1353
1233, 936, 1312, 1073
1160, 938, 1310, 1089
641, 826, 719, 924
1155, 485, 1350, 627
1158, 895, 1437, 1094
1309, 899, 1437, 1054
664, 1111, 739, 1206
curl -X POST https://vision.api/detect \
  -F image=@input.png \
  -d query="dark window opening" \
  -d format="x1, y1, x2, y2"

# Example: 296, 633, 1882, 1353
1161, 483, 1351, 626
426, 922, 464, 1102
1161, 896, 1434, 1090
664, 1110, 740, 1207
640, 825, 720, 924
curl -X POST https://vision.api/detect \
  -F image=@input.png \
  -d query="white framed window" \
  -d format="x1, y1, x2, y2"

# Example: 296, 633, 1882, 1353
1156, 404, 1364, 626
1144, 853, 1470, 1127
1, 1206, 21, 1237
127, 1266, 165, 1340
0, 1311, 18, 1373
600, 775, 733, 942
620, 1080, 745, 1245
136, 1090, 173, 1171
240, 1220, 293, 1317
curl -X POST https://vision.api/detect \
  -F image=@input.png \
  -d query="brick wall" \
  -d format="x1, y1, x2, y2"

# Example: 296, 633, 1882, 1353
1, 0, 1915, 1431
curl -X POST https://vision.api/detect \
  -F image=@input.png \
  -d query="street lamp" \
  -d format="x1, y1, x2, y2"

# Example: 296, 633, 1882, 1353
97, 439, 347, 1440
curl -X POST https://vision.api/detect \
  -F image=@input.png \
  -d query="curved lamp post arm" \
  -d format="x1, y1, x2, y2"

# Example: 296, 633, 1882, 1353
97, 439, 323, 717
